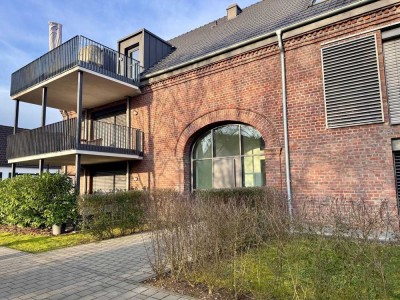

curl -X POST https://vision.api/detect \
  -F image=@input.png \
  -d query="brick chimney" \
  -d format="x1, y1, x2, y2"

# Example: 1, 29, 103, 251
226, 3, 242, 20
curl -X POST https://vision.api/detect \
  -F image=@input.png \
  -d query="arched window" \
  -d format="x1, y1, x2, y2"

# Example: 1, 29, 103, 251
191, 124, 266, 190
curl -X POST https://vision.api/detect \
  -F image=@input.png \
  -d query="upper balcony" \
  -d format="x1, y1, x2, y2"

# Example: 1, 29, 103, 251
10, 35, 142, 110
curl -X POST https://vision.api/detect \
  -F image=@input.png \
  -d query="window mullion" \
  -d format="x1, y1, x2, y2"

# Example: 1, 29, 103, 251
239, 125, 243, 187
211, 129, 214, 188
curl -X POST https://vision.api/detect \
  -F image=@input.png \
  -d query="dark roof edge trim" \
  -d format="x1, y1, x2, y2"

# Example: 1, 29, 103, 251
118, 28, 173, 47
143, 0, 377, 80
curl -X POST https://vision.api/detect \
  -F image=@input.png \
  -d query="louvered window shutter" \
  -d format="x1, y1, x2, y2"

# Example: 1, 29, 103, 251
92, 170, 127, 193
393, 152, 400, 208
383, 38, 400, 124
92, 171, 115, 193
322, 35, 383, 128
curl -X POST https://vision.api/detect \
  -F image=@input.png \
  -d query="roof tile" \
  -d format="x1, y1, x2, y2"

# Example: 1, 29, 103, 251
144, 0, 362, 75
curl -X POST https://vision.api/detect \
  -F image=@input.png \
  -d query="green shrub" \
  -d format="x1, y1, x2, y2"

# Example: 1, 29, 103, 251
79, 190, 147, 239
0, 173, 77, 228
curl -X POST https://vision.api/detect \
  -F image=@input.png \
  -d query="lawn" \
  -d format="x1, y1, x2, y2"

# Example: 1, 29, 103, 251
184, 236, 400, 300
0, 231, 96, 253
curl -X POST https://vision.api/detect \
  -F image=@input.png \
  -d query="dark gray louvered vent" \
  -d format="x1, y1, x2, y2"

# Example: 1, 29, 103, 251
393, 151, 400, 208
322, 35, 383, 128
383, 37, 400, 124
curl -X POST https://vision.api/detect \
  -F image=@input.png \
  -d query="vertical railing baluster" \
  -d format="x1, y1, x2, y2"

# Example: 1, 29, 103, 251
7, 118, 144, 161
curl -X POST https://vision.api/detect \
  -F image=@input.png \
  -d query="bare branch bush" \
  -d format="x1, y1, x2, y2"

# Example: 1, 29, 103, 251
144, 189, 400, 299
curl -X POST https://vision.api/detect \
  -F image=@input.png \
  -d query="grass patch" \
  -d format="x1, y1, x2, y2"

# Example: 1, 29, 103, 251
186, 236, 400, 299
0, 231, 96, 253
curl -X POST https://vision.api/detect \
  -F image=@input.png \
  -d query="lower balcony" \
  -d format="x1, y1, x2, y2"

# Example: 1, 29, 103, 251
6, 118, 144, 166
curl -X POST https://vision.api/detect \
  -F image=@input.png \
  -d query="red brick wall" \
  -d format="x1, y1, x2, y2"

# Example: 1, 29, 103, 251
125, 2, 400, 210
128, 44, 285, 192
283, 4, 400, 206
63, 3, 400, 210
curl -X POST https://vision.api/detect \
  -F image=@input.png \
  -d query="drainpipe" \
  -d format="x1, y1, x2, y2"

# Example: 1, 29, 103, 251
276, 30, 293, 219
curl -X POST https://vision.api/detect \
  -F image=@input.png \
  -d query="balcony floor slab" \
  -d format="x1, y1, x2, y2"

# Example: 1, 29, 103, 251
12, 66, 141, 111
8, 149, 142, 166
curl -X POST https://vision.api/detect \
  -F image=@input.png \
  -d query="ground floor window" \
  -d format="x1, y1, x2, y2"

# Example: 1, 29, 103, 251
192, 124, 266, 190
91, 162, 127, 193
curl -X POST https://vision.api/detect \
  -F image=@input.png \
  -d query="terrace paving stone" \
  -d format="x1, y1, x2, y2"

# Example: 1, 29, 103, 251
0, 233, 194, 299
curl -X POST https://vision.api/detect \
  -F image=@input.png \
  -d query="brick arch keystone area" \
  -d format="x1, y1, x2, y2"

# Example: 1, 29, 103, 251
175, 108, 282, 158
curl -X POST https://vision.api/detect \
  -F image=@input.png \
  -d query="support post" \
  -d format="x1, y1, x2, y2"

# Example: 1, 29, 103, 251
11, 100, 19, 177
75, 71, 83, 193
83, 168, 87, 194
84, 109, 89, 141
75, 154, 81, 193
126, 96, 131, 149
39, 87, 47, 175
41, 87, 47, 127
126, 161, 130, 191
126, 97, 131, 191
76, 71, 83, 148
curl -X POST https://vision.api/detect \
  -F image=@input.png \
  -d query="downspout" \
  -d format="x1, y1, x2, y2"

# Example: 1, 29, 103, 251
276, 30, 293, 219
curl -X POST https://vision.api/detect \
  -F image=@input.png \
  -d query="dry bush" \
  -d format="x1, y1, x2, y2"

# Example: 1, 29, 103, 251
144, 188, 289, 296
145, 189, 400, 299
294, 197, 400, 241
290, 198, 400, 299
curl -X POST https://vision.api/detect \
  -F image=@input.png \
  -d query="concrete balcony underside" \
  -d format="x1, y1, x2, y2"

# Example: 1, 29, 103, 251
12, 66, 140, 111
8, 149, 142, 167
10, 35, 142, 110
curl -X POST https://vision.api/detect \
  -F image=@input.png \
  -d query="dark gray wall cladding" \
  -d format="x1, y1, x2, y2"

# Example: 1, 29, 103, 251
119, 30, 172, 71
143, 31, 173, 70
383, 37, 400, 124
322, 35, 383, 128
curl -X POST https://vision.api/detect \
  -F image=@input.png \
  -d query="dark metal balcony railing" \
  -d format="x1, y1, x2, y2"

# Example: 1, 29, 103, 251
10, 35, 143, 96
6, 118, 144, 160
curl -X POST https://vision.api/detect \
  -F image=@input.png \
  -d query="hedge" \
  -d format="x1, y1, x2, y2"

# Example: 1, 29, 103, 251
78, 190, 147, 239
0, 173, 77, 228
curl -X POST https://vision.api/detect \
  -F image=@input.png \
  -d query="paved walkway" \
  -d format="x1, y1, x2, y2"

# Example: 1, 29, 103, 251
0, 233, 193, 300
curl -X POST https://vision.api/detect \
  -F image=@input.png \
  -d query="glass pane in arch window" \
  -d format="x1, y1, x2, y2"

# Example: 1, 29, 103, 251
194, 131, 212, 159
214, 125, 240, 157
241, 125, 264, 155
242, 156, 266, 187
194, 160, 212, 189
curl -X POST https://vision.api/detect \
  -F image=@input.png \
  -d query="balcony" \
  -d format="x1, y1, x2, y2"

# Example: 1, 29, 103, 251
10, 35, 142, 110
7, 119, 144, 166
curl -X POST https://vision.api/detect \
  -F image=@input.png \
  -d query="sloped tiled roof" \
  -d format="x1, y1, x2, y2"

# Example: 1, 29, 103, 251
144, 0, 363, 75
0, 125, 25, 167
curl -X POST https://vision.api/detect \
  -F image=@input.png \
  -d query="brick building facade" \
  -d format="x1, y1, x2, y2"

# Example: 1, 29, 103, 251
125, 1, 400, 208
8, 0, 400, 212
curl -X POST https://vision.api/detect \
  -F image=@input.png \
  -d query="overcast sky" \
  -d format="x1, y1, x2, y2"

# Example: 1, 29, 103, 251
0, 0, 258, 129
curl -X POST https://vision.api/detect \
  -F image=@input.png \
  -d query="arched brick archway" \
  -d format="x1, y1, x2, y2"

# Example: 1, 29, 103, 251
174, 108, 284, 192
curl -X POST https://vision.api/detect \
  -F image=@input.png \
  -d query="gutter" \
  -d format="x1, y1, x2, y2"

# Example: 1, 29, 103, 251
143, 0, 378, 79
